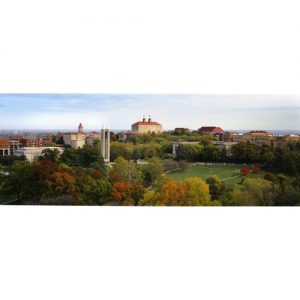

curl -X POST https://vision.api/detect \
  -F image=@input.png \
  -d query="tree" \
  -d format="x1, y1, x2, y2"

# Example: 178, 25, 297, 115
231, 178, 275, 206
140, 177, 216, 206
176, 144, 203, 162
264, 173, 277, 183
43, 171, 77, 199
38, 148, 60, 162
231, 142, 261, 163
141, 157, 164, 186
60, 144, 106, 171
110, 142, 133, 161
202, 144, 222, 161
110, 182, 145, 206
60, 148, 80, 166
110, 157, 142, 184
252, 166, 261, 174
240, 167, 249, 176
206, 175, 225, 200
162, 159, 180, 173
184, 177, 214, 206
78, 144, 105, 169
0, 160, 39, 202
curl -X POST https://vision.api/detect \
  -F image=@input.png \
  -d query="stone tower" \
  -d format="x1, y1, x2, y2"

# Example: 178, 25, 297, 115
78, 123, 84, 133
101, 126, 110, 163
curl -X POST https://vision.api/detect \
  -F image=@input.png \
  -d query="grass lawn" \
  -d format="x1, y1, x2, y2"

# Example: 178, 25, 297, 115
167, 165, 267, 187
0, 194, 17, 204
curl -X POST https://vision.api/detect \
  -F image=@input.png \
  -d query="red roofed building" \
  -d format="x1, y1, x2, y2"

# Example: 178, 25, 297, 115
198, 126, 224, 135
132, 116, 163, 134
0, 138, 10, 156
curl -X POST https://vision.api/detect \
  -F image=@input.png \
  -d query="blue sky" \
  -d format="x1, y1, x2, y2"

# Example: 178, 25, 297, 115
0, 94, 299, 130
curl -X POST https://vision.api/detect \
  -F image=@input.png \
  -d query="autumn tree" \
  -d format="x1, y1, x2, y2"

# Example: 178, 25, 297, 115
110, 182, 145, 206
252, 166, 261, 174
43, 171, 77, 199
140, 177, 216, 206
240, 167, 250, 176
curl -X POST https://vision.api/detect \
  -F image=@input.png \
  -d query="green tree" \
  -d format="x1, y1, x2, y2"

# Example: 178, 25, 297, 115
0, 160, 39, 202
206, 175, 225, 200
38, 148, 60, 162
231, 142, 261, 163
110, 157, 142, 184
110, 142, 133, 161
176, 144, 203, 162
231, 178, 275, 206
141, 157, 164, 186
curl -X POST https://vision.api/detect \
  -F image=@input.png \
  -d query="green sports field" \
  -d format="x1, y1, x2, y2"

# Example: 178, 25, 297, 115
167, 165, 266, 186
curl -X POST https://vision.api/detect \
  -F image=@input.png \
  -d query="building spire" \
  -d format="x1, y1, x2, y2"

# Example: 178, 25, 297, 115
78, 122, 84, 133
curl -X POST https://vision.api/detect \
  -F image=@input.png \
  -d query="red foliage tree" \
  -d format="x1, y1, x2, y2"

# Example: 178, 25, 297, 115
35, 160, 60, 182
110, 182, 145, 206
91, 169, 103, 180
240, 167, 250, 176
253, 166, 261, 174
111, 182, 135, 205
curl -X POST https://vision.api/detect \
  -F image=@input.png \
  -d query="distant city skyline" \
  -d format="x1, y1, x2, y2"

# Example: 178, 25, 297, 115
0, 94, 299, 130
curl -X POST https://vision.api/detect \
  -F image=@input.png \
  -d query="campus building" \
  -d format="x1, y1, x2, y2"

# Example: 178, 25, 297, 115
63, 123, 87, 149
223, 130, 300, 148
0, 138, 20, 157
131, 116, 162, 134
14, 147, 64, 163
0, 138, 10, 157
198, 126, 224, 135
62, 123, 111, 162
174, 128, 190, 135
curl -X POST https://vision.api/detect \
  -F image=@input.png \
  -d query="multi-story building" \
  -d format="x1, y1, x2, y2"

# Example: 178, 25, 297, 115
174, 128, 190, 135
0, 138, 11, 157
198, 126, 224, 135
85, 131, 101, 146
223, 130, 300, 148
14, 147, 64, 163
132, 116, 162, 134
63, 123, 87, 149
9, 139, 20, 155
62, 123, 110, 162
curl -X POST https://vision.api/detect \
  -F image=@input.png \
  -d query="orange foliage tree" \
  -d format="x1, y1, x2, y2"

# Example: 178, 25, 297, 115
44, 171, 77, 198
111, 182, 145, 206
141, 177, 217, 206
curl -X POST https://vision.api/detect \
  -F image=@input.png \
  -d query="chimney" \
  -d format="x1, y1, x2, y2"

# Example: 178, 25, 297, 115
148, 115, 152, 123
142, 115, 146, 122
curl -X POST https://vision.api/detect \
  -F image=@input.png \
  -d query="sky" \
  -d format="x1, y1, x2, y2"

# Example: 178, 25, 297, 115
0, 94, 299, 131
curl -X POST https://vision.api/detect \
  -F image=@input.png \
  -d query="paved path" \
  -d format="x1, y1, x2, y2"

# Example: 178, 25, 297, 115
0, 199, 18, 205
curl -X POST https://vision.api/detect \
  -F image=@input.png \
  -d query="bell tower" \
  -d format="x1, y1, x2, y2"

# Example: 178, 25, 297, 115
78, 123, 84, 133
101, 126, 110, 163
